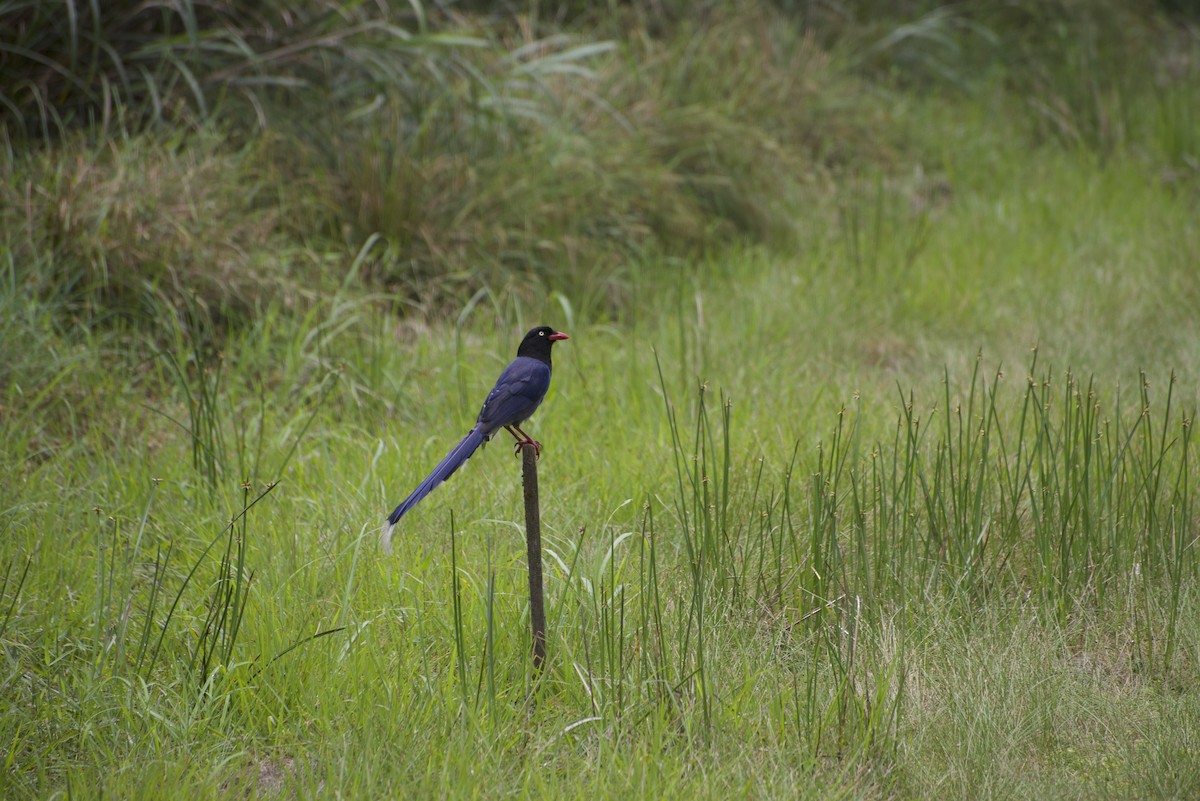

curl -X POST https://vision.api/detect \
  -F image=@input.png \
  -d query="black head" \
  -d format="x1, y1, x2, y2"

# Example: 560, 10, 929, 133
516, 325, 569, 364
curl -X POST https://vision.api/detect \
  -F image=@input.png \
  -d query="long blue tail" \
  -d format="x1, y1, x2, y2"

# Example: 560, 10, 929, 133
382, 427, 487, 549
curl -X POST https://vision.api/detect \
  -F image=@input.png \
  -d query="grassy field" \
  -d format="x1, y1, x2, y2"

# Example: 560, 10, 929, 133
3, 2, 1200, 799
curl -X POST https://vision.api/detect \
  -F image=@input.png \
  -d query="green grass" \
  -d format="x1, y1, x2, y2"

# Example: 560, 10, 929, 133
5, 126, 1200, 797
3, 2, 1200, 799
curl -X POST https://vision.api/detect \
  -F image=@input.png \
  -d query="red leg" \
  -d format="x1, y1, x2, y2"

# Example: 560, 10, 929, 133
503, 425, 542, 458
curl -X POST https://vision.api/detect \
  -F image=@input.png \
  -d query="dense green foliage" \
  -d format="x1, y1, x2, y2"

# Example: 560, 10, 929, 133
2, 1, 1199, 799
4, 0, 1195, 329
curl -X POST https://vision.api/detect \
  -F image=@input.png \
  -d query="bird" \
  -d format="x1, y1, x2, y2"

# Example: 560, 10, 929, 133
382, 325, 569, 551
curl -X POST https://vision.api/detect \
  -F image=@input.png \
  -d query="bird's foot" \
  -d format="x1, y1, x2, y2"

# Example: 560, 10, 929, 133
512, 439, 542, 459
504, 424, 541, 459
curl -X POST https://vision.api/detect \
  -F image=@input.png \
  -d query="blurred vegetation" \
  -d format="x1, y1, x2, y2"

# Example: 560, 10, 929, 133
1, 0, 1197, 337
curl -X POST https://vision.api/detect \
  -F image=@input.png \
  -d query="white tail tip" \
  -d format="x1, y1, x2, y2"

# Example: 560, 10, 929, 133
380, 522, 397, 554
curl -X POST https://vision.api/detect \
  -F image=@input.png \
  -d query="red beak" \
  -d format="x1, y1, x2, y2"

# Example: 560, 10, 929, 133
548, 331, 569, 341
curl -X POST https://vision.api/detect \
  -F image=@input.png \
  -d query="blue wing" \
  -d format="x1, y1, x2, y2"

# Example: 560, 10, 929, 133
475, 356, 552, 436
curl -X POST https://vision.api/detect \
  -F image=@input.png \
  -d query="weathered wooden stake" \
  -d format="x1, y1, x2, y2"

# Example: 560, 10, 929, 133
521, 442, 547, 672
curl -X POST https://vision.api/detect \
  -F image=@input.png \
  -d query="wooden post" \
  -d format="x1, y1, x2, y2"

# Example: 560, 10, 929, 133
521, 443, 547, 672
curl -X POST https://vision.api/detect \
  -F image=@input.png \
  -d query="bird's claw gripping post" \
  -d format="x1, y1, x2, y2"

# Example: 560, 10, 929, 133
513, 439, 542, 459
505, 425, 542, 459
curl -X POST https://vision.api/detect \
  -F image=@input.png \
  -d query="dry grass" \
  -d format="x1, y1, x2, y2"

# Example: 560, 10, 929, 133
1, 133, 333, 327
